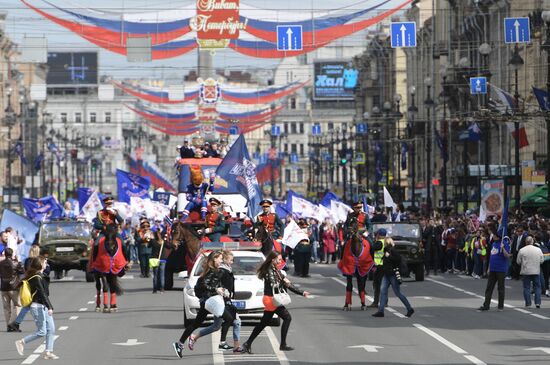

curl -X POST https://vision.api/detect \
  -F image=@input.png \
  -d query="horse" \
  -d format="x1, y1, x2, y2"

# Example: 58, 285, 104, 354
89, 224, 126, 313
337, 226, 375, 311
170, 221, 202, 273
254, 224, 286, 269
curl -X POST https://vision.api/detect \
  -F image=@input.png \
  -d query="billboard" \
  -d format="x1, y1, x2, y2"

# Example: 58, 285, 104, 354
313, 61, 358, 100
480, 179, 504, 217
46, 52, 98, 85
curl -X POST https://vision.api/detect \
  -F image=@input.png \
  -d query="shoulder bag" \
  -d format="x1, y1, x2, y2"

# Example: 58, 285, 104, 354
272, 284, 291, 307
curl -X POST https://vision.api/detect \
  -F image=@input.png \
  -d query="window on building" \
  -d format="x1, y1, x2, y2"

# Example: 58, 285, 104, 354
291, 123, 297, 134
75, 112, 82, 123
60, 113, 67, 123
90, 112, 96, 123
105, 112, 112, 123
299, 123, 304, 134
328, 122, 334, 131
284, 123, 289, 134
90, 137, 97, 147
297, 169, 304, 183
285, 169, 291, 183
290, 98, 297, 109
105, 162, 112, 175
299, 144, 304, 156
284, 143, 288, 153
291, 144, 297, 154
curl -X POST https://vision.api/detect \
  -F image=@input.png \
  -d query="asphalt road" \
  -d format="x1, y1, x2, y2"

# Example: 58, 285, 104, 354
2, 264, 550, 365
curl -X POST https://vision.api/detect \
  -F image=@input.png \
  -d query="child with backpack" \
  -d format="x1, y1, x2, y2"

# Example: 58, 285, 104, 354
15, 256, 58, 360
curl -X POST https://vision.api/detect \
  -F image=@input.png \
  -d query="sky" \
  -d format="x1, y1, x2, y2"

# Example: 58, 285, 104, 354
0, 0, 409, 79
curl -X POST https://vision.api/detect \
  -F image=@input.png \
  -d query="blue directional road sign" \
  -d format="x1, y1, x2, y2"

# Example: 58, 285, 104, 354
312, 124, 321, 136
356, 123, 368, 134
271, 125, 280, 136
470, 77, 487, 95
229, 125, 239, 135
390, 22, 416, 48
504, 17, 530, 44
277, 25, 303, 51
290, 153, 299, 164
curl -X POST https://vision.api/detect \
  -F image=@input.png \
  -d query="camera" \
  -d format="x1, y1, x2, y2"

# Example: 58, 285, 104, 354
393, 268, 402, 284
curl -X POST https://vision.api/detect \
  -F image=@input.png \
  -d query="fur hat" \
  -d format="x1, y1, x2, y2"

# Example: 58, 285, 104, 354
189, 165, 204, 186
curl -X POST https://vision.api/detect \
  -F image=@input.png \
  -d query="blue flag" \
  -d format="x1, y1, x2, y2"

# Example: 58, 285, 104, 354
153, 191, 172, 205
435, 130, 449, 162
116, 169, 151, 203
458, 122, 482, 142
215, 135, 263, 218
532, 87, 549, 111
401, 142, 408, 170
0, 209, 39, 261
14, 140, 27, 165
275, 201, 292, 219
498, 198, 509, 239
34, 153, 44, 172
320, 191, 340, 208
22, 196, 64, 223
77, 187, 94, 213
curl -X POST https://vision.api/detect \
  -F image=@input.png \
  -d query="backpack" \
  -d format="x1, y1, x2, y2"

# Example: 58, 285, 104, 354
20, 275, 40, 307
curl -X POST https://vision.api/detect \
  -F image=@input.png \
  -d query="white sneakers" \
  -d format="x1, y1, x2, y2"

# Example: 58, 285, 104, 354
43, 352, 60, 360
15, 339, 24, 356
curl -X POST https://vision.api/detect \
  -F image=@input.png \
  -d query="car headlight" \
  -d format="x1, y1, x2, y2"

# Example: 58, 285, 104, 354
410, 247, 418, 255
186, 287, 195, 297
256, 289, 263, 296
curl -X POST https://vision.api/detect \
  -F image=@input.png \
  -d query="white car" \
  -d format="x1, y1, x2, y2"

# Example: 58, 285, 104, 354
183, 243, 279, 327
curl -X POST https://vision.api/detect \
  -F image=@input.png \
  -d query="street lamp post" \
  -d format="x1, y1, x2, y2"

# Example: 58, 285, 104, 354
479, 43, 492, 177
394, 93, 403, 201
383, 101, 392, 190
363, 111, 370, 197
542, 10, 550, 212
440, 66, 449, 208
509, 45, 524, 210
5, 87, 15, 208
342, 124, 348, 202
424, 77, 435, 212
408, 86, 418, 206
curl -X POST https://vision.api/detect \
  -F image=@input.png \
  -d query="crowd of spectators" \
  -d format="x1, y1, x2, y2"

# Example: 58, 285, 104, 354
177, 140, 228, 160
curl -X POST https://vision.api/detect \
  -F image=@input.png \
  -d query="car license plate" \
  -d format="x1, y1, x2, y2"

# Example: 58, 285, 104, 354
232, 301, 246, 309
56, 247, 74, 252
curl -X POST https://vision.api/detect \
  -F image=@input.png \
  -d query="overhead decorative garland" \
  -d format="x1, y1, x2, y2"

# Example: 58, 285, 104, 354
128, 156, 177, 192
23, 0, 413, 59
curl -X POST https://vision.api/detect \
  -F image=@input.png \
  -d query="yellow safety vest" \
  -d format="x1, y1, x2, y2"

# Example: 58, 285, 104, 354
373, 240, 384, 266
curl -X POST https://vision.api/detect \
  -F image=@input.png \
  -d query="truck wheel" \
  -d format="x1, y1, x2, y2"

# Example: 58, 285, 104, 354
164, 269, 174, 290
414, 265, 425, 281
54, 270, 63, 280
85, 272, 95, 282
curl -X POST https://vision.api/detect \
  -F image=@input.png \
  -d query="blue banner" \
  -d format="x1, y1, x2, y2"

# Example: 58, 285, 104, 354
215, 135, 263, 218
34, 153, 44, 172
77, 187, 94, 212
320, 191, 340, 208
22, 196, 64, 223
153, 191, 172, 206
116, 169, 151, 203
0, 209, 39, 261
532, 87, 549, 111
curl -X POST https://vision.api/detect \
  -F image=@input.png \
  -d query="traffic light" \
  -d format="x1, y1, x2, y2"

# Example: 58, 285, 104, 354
91, 159, 98, 171
338, 148, 353, 166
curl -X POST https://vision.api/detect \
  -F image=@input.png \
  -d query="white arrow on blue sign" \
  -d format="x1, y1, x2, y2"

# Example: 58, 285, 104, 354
290, 153, 299, 163
277, 25, 303, 51
271, 125, 280, 136
312, 124, 321, 136
504, 17, 530, 44
470, 77, 487, 95
391, 22, 416, 48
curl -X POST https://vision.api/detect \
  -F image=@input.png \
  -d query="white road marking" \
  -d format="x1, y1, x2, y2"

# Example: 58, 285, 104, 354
525, 347, 550, 355
78, 308, 88, 312
515, 308, 531, 314
530, 313, 548, 320
21, 354, 40, 364
69, 316, 78, 320
414, 324, 487, 365
265, 327, 290, 365
413, 324, 467, 354
58, 326, 68, 331
87, 301, 95, 304
121, 275, 134, 280
112, 339, 147, 346
347, 344, 384, 352
34, 344, 45, 353
57, 276, 74, 281
211, 329, 224, 365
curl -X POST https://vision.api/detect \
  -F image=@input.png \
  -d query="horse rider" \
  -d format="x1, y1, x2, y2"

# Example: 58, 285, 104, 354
180, 165, 215, 222
198, 197, 226, 242
255, 199, 284, 241
94, 196, 123, 236
344, 201, 370, 240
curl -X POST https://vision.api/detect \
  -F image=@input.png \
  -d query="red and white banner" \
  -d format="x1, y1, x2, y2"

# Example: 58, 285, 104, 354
192, 0, 248, 49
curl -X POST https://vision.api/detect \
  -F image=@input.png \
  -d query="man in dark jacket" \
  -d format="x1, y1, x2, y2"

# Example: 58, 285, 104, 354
0, 248, 24, 331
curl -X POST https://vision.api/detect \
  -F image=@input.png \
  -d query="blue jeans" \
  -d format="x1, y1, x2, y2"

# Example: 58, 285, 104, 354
129, 245, 138, 263
378, 274, 412, 314
446, 248, 457, 271
311, 241, 319, 262
152, 261, 166, 291
473, 253, 482, 276
23, 305, 56, 352
522, 274, 541, 306
14, 305, 30, 324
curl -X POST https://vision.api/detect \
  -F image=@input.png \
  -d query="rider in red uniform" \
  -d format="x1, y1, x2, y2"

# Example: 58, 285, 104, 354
94, 196, 123, 234
198, 198, 226, 242
255, 199, 284, 253
344, 201, 369, 240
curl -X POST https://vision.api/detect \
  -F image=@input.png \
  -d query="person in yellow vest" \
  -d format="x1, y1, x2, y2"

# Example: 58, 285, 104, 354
469, 228, 487, 279
197, 198, 226, 242
368, 228, 387, 308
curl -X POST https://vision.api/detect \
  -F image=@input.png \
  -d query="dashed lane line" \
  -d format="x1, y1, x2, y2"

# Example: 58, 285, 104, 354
78, 308, 88, 312
87, 301, 95, 304
211, 329, 224, 365
414, 324, 487, 365
21, 355, 40, 364
426, 277, 549, 319
69, 316, 78, 320
58, 326, 68, 331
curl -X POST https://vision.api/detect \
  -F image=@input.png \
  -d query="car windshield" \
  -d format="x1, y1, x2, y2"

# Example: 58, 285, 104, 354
193, 255, 263, 277
41, 222, 91, 239
373, 223, 420, 239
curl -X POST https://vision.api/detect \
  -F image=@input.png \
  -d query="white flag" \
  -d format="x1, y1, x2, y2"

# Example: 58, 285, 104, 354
383, 186, 397, 211
330, 200, 352, 223
81, 191, 103, 223
282, 220, 309, 249
291, 195, 318, 218
113, 202, 132, 220
479, 205, 487, 223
